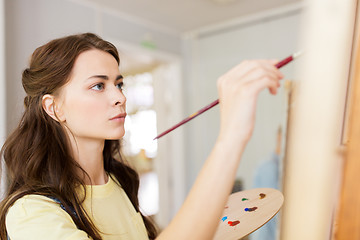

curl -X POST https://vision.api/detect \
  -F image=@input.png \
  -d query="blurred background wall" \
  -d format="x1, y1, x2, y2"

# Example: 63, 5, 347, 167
183, 5, 301, 192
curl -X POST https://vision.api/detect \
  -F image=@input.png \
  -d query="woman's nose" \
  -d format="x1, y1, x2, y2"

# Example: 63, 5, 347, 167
111, 87, 126, 106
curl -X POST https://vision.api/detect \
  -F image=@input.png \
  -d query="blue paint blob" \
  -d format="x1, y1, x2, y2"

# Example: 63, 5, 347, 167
244, 207, 258, 212
221, 216, 228, 222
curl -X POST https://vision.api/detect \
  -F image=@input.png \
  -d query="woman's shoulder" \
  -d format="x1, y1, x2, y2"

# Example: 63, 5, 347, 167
7, 194, 65, 217
6, 194, 74, 229
6, 194, 89, 240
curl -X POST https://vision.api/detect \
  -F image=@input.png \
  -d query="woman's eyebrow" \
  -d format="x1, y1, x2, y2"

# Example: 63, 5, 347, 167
87, 75, 123, 81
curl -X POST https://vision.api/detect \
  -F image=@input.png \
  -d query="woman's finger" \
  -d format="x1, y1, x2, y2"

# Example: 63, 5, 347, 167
250, 59, 284, 79
241, 72, 281, 96
225, 60, 283, 83
229, 66, 282, 96
217, 59, 284, 102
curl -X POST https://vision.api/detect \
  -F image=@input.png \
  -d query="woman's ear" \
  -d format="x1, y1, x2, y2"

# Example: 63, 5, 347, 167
42, 94, 65, 122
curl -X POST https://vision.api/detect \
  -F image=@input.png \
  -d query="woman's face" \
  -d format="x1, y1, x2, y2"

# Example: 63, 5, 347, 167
58, 49, 126, 141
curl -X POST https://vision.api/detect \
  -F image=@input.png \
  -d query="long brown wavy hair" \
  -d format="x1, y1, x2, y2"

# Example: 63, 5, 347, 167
0, 33, 157, 239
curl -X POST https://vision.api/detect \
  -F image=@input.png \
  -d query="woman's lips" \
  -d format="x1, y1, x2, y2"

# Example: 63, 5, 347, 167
110, 113, 127, 121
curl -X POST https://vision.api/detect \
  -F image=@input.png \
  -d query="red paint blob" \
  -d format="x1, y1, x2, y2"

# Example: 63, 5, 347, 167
228, 220, 240, 226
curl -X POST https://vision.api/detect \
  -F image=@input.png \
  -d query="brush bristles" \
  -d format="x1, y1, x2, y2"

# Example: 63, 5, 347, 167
293, 50, 304, 59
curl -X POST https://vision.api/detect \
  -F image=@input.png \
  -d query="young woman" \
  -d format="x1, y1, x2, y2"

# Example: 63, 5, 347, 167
0, 33, 283, 240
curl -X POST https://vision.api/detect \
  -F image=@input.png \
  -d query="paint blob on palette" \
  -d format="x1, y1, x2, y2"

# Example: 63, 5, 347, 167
221, 216, 228, 222
244, 207, 258, 212
214, 188, 284, 240
228, 220, 240, 227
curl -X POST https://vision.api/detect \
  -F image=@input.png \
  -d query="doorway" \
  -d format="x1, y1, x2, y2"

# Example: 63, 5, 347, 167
113, 39, 185, 229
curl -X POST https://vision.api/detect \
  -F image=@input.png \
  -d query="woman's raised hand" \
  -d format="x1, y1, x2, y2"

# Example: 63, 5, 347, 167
217, 59, 284, 144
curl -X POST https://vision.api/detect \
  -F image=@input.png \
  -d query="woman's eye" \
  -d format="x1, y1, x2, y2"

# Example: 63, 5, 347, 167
91, 83, 104, 91
116, 82, 124, 90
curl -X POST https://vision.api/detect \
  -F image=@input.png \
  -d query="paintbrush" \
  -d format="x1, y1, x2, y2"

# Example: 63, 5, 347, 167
154, 51, 303, 140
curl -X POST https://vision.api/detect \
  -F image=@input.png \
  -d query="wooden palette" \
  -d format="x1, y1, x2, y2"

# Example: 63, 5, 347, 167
213, 188, 284, 240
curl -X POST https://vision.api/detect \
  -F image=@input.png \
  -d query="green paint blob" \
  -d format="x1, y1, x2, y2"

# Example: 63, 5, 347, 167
241, 198, 248, 201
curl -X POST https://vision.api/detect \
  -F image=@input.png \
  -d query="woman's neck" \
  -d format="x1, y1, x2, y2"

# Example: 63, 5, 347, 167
69, 136, 108, 185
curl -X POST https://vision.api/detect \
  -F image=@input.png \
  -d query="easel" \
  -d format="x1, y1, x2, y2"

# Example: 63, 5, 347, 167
280, 0, 359, 239
334, 1, 360, 238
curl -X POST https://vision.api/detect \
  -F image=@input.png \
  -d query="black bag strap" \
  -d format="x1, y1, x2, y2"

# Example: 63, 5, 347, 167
46, 196, 78, 218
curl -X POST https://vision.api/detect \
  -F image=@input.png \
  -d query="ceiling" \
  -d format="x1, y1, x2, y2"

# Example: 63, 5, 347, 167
83, 0, 302, 75
86, 0, 301, 33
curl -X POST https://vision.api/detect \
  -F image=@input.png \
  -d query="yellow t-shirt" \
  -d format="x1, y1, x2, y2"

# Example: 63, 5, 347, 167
6, 176, 149, 240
